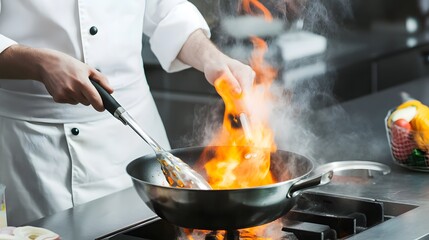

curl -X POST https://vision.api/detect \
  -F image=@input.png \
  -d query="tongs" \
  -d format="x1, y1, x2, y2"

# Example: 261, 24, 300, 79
91, 81, 212, 190
214, 78, 253, 139
214, 78, 260, 159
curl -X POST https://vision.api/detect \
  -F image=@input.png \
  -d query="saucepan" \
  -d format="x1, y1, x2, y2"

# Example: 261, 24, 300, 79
126, 146, 390, 230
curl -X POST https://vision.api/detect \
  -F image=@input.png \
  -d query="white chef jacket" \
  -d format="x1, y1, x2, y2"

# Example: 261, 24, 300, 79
0, 0, 210, 225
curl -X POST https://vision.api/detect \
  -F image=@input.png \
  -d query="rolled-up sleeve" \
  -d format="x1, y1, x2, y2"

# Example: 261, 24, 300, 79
0, 34, 17, 53
0, 0, 17, 53
144, 0, 210, 72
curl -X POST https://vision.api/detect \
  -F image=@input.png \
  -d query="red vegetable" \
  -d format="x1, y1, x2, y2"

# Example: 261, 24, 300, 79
393, 119, 412, 131
390, 119, 415, 162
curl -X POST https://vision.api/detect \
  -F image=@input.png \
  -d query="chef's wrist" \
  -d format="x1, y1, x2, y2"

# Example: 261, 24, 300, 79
178, 28, 221, 71
0, 44, 44, 81
198, 41, 228, 72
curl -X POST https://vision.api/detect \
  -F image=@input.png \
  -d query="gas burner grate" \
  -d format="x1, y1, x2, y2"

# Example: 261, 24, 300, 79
101, 191, 417, 240
282, 220, 337, 240
281, 192, 384, 239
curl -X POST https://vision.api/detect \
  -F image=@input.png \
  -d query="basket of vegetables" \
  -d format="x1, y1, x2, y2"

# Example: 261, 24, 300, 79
385, 99, 429, 171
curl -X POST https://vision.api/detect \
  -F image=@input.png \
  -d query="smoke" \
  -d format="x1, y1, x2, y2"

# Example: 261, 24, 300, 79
182, 0, 387, 166
299, 0, 353, 36
192, 0, 354, 37
188, 101, 224, 147
270, 82, 387, 165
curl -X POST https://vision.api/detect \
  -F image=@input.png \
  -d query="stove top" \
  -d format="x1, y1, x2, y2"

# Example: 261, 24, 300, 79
100, 191, 417, 240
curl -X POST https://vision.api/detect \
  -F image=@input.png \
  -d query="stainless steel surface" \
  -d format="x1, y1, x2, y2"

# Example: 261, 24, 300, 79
126, 146, 389, 230
26, 77, 429, 240
318, 77, 429, 240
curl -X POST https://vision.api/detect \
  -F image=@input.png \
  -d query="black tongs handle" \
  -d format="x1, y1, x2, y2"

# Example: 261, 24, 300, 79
90, 80, 121, 116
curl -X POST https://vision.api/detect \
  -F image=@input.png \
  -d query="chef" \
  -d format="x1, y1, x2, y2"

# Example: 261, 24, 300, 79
0, 0, 255, 225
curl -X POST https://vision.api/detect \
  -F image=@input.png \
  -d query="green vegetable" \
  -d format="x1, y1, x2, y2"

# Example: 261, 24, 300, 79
407, 149, 427, 167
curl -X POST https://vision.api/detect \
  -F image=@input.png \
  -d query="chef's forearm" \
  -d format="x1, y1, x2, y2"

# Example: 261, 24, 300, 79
177, 29, 227, 74
177, 28, 255, 92
0, 44, 42, 80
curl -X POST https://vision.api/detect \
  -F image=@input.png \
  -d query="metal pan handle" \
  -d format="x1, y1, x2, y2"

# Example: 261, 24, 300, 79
311, 160, 391, 176
287, 161, 391, 198
287, 170, 333, 198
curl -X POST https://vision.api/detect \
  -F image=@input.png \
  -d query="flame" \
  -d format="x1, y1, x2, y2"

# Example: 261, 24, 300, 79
183, 221, 283, 240
203, 18, 278, 190
242, 0, 273, 21
204, 49, 278, 189
188, 1, 282, 239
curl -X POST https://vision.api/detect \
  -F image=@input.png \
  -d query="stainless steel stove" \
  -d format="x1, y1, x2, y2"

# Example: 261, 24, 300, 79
25, 78, 429, 240
99, 190, 418, 240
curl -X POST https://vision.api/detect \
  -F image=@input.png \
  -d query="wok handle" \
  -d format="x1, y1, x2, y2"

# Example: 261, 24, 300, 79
287, 160, 391, 198
311, 160, 391, 176
287, 171, 333, 198
91, 80, 121, 116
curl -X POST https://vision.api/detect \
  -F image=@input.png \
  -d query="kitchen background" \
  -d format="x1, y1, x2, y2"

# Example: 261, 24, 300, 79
142, 0, 429, 149
22, 2, 429, 238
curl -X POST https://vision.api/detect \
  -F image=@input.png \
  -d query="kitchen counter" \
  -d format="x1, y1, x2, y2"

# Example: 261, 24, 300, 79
26, 77, 429, 239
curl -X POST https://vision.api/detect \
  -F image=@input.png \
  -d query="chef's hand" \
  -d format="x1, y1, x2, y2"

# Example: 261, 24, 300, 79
178, 29, 255, 95
0, 44, 113, 112
203, 56, 255, 95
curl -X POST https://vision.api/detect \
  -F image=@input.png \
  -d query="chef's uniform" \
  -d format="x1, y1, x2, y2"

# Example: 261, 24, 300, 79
0, 0, 210, 225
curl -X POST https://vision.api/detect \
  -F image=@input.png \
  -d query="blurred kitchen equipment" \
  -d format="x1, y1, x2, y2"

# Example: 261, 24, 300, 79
217, 0, 292, 40
276, 30, 327, 61
0, 184, 6, 228
90, 81, 211, 190
127, 146, 390, 230
418, 0, 429, 28
221, 16, 285, 39
220, 16, 327, 62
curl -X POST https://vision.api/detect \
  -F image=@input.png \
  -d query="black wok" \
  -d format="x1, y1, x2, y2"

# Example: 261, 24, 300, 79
89, 79, 390, 230
126, 146, 390, 230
